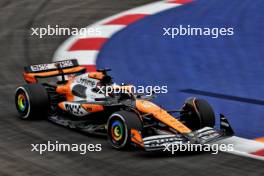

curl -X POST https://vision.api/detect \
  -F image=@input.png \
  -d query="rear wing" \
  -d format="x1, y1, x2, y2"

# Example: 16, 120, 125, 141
23, 59, 86, 83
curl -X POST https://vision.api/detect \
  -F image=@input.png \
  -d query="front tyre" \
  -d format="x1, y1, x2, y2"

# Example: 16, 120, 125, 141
180, 97, 215, 130
15, 84, 49, 119
107, 111, 142, 150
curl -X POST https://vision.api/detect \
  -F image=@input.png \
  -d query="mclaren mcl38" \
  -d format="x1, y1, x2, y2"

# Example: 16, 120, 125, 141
15, 59, 234, 151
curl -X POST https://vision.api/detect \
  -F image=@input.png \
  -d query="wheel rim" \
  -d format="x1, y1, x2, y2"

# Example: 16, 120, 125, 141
17, 92, 28, 112
108, 115, 128, 148
111, 120, 124, 142
15, 88, 30, 118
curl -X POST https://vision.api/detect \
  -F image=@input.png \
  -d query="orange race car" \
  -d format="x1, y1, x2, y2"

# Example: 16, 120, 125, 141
15, 59, 234, 151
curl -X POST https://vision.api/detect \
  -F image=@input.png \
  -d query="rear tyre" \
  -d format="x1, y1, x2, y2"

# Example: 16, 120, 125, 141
107, 111, 143, 149
180, 97, 215, 130
15, 84, 49, 119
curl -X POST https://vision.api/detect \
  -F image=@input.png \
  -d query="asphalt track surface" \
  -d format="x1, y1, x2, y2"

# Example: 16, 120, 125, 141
0, 0, 263, 176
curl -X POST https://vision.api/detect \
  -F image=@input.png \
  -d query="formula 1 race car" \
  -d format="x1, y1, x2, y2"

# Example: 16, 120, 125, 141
15, 59, 234, 151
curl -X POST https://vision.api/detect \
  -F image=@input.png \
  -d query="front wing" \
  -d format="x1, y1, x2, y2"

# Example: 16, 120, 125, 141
132, 114, 234, 151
